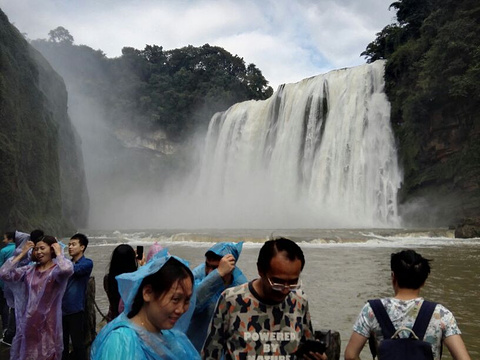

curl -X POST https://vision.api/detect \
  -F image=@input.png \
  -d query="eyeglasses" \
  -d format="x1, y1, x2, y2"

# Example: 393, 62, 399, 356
267, 277, 302, 292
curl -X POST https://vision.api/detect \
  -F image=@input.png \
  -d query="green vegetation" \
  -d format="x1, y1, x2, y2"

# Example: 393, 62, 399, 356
363, 0, 480, 222
0, 11, 88, 234
32, 31, 273, 141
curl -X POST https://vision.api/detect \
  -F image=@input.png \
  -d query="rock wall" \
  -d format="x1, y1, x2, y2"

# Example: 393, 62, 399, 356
0, 10, 88, 234
396, 100, 480, 228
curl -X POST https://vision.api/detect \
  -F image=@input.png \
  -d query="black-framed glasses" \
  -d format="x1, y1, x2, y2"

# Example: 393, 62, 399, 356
267, 277, 302, 292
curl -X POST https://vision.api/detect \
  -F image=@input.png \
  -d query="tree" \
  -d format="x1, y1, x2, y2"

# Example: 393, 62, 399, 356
361, 24, 404, 63
246, 63, 273, 99
48, 26, 74, 45
361, 0, 480, 221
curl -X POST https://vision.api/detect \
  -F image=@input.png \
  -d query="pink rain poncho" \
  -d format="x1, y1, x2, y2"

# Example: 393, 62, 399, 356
0, 254, 73, 360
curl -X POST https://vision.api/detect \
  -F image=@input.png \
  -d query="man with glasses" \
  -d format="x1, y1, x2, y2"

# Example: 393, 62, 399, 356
202, 238, 326, 360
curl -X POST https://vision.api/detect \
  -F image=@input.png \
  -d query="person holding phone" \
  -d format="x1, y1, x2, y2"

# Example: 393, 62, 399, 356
136, 245, 146, 266
202, 238, 326, 360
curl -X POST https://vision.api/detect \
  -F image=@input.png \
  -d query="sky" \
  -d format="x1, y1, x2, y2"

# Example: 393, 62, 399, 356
0, 0, 396, 90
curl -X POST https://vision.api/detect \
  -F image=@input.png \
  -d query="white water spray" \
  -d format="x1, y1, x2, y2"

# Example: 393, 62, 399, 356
194, 60, 402, 228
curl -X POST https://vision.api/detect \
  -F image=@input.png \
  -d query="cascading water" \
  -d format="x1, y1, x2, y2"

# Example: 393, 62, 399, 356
195, 60, 402, 228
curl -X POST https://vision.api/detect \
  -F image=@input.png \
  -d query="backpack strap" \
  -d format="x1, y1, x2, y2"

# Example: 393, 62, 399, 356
368, 299, 438, 359
368, 299, 396, 339
411, 300, 437, 340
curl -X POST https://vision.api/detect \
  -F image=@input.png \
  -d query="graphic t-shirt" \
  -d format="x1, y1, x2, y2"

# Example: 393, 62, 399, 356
352, 297, 461, 360
202, 281, 314, 360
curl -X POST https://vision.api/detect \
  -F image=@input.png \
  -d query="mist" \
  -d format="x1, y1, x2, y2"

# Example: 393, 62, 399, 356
37, 44, 403, 230
84, 61, 404, 230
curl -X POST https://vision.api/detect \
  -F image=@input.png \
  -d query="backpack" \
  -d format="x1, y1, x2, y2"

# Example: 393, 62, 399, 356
368, 299, 437, 360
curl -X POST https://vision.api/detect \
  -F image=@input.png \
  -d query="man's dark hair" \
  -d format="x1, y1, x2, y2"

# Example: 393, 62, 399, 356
391, 250, 431, 289
30, 229, 44, 242
71, 233, 89, 250
257, 237, 305, 274
205, 251, 222, 262
4, 232, 15, 241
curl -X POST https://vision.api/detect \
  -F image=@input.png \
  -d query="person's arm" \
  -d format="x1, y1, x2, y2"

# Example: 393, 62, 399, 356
195, 254, 237, 312
51, 243, 74, 281
298, 298, 315, 342
344, 332, 368, 360
14, 231, 29, 246
0, 241, 34, 282
298, 300, 327, 360
72, 258, 93, 277
201, 295, 228, 360
304, 352, 328, 360
194, 270, 225, 312
444, 334, 471, 360
217, 254, 235, 286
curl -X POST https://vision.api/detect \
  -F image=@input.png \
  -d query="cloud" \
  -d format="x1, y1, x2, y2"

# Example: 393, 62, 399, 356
0, 0, 396, 88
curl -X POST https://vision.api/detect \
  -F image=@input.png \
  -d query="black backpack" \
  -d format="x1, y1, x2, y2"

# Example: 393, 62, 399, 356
368, 299, 437, 360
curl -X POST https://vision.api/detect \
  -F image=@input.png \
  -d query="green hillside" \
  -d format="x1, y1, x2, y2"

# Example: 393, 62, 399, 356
0, 10, 88, 235
363, 0, 480, 226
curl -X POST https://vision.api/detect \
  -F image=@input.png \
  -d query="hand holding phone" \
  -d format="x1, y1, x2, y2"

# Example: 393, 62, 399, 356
136, 245, 144, 260
294, 339, 327, 358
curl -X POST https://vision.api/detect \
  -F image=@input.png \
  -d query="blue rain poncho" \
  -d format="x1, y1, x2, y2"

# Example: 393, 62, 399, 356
186, 242, 248, 351
0, 253, 73, 360
90, 250, 200, 360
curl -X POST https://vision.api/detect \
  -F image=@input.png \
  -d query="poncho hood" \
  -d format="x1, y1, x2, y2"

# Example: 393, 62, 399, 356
116, 249, 190, 314
205, 241, 243, 261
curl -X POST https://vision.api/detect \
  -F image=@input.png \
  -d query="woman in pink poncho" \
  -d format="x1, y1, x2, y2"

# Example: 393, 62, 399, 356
0, 235, 73, 360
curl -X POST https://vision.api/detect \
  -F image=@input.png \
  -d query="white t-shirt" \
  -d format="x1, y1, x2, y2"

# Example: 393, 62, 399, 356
352, 297, 461, 360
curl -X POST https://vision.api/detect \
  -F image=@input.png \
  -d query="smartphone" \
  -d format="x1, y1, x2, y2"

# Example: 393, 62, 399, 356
136, 245, 144, 260
295, 339, 327, 358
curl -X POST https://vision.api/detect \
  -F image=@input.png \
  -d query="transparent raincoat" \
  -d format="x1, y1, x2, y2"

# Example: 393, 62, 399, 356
3, 231, 32, 309
0, 253, 73, 360
90, 249, 200, 360
187, 242, 248, 351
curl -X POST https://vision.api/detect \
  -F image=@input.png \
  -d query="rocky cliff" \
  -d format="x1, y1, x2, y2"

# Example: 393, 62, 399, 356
396, 102, 480, 228
0, 10, 88, 235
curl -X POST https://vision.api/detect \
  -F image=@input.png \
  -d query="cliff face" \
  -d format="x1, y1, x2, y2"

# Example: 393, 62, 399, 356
394, 92, 480, 227
0, 10, 88, 234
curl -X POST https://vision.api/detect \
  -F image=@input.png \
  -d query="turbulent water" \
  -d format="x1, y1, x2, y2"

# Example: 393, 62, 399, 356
84, 229, 480, 360
195, 60, 402, 229
82, 61, 403, 230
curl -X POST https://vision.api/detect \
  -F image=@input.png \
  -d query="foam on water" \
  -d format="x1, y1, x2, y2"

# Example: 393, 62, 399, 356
84, 228, 480, 249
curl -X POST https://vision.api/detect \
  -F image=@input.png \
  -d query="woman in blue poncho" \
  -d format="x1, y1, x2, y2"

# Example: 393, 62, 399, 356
91, 249, 200, 360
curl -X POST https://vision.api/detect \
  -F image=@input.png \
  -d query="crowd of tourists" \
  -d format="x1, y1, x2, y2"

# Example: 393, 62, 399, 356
0, 230, 472, 360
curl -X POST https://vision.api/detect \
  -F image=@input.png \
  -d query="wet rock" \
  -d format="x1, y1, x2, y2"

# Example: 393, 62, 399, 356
455, 217, 480, 238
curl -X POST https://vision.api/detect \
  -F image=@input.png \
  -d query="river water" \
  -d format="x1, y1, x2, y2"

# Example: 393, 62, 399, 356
83, 228, 479, 359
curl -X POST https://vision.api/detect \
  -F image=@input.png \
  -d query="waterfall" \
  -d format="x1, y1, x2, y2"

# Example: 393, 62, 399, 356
195, 60, 402, 228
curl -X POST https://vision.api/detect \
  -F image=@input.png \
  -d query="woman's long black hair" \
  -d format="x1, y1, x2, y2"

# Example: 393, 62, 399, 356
106, 244, 137, 319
